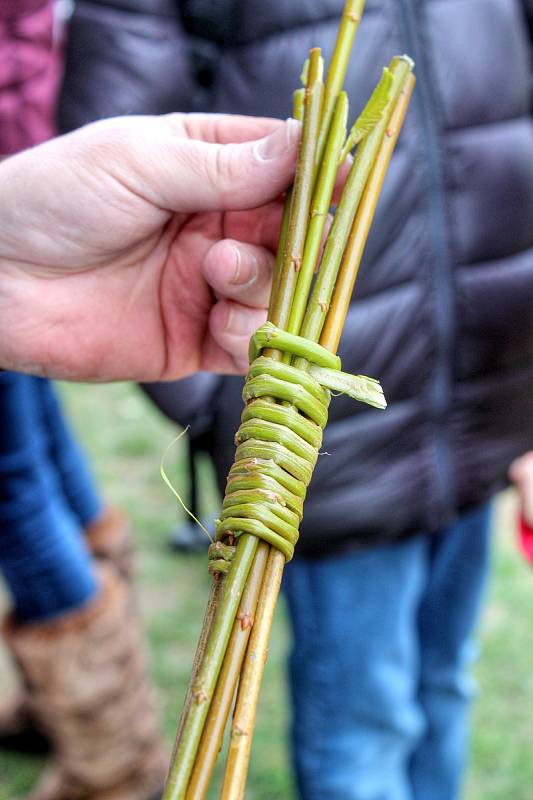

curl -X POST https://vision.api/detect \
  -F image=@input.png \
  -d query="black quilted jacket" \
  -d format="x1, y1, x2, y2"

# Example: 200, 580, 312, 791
60, 0, 533, 556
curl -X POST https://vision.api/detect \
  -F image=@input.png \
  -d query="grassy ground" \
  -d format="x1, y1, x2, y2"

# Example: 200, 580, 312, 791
1, 381, 532, 798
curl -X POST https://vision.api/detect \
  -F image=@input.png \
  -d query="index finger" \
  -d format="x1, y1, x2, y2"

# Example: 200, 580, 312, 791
166, 113, 285, 145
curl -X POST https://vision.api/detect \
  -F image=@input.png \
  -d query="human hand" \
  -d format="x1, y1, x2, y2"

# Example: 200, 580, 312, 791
509, 452, 533, 527
0, 114, 300, 381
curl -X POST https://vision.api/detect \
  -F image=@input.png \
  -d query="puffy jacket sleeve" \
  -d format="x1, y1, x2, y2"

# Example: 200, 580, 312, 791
140, 374, 221, 441
522, 0, 533, 102
58, 0, 193, 132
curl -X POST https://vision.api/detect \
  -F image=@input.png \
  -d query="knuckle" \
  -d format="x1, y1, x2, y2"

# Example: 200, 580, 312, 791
78, 120, 137, 167
206, 144, 242, 206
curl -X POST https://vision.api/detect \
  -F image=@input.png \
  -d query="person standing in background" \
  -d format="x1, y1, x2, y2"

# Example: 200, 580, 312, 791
0, 3, 168, 798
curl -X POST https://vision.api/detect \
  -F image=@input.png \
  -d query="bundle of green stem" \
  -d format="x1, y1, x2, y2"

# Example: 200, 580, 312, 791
163, 2, 414, 797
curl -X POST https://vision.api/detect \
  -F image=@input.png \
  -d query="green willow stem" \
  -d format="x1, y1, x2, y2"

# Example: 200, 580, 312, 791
295, 54, 413, 360
165, 54, 325, 799
167, 576, 224, 770
220, 51, 414, 799
322, 73, 416, 351
317, 0, 364, 164
287, 92, 348, 339
185, 542, 270, 800
269, 89, 305, 311
269, 48, 324, 331
249, 322, 340, 368
220, 547, 284, 800
241, 398, 322, 448
163, 535, 257, 800
236, 418, 318, 463
219, 330, 387, 559
165, 2, 415, 794
293, 86, 305, 121
269, 200, 290, 314
218, 23, 366, 791
219, 74, 347, 788
243, 359, 330, 425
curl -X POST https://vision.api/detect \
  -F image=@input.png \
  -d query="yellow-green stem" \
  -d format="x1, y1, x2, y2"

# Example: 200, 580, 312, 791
185, 543, 269, 799
163, 535, 257, 800
317, 0, 365, 163
287, 92, 348, 339
165, 3, 414, 795
168, 576, 224, 771
220, 548, 285, 800
219, 57, 414, 800
321, 73, 416, 351
295, 55, 413, 359
268, 89, 305, 311
269, 48, 324, 331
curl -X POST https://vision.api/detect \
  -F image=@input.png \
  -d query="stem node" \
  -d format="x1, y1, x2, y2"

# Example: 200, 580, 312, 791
237, 612, 253, 630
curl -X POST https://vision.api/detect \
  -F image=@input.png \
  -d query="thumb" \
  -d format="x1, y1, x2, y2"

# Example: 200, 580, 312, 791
161, 118, 301, 212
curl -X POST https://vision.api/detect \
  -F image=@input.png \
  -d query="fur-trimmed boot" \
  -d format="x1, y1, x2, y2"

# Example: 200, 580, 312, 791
2, 565, 168, 800
0, 507, 134, 754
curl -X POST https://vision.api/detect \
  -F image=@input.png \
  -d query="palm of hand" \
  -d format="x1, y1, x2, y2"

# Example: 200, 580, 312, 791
0, 206, 276, 381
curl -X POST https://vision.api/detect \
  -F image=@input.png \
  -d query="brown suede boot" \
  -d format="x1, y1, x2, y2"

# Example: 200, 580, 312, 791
0, 692, 48, 754
0, 507, 134, 755
84, 507, 134, 582
3, 566, 168, 800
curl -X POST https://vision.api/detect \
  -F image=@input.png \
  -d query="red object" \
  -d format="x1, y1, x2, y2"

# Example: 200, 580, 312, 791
0, 0, 59, 156
519, 516, 533, 565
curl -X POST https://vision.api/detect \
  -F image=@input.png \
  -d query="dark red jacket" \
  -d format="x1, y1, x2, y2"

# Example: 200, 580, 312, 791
0, 0, 58, 155
520, 516, 533, 564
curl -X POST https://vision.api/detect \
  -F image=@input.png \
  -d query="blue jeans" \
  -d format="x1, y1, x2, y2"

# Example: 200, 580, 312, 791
284, 504, 491, 800
0, 373, 102, 621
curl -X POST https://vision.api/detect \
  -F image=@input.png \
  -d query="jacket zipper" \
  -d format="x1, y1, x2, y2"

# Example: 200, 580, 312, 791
397, 0, 456, 523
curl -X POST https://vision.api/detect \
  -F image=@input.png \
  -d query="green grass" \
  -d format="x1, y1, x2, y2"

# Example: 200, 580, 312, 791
1, 381, 532, 798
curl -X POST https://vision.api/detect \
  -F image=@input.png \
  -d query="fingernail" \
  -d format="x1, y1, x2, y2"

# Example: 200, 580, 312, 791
229, 244, 242, 284
229, 245, 258, 286
256, 118, 301, 161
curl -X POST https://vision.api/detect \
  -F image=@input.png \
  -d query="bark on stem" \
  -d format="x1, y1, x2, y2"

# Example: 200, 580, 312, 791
269, 89, 305, 312
220, 548, 285, 800
163, 535, 257, 800
295, 55, 413, 360
168, 576, 224, 772
185, 542, 269, 799
269, 48, 324, 332
287, 92, 348, 339
316, 0, 364, 164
